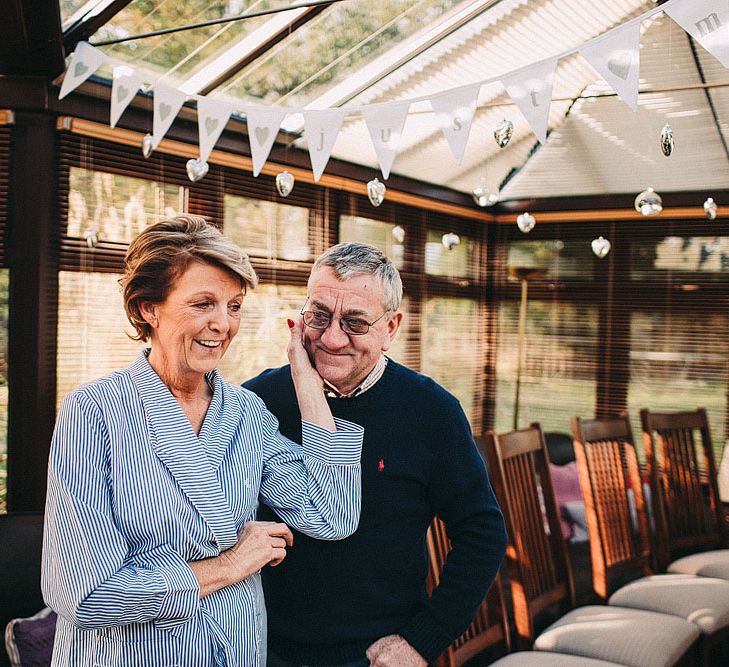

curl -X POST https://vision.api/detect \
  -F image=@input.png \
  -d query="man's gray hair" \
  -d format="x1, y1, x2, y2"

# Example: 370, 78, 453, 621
311, 242, 403, 312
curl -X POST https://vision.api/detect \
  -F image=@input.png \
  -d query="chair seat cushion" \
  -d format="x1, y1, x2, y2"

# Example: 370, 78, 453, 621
491, 652, 624, 666
534, 605, 699, 667
4, 607, 57, 667
667, 549, 729, 580
608, 574, 729, 634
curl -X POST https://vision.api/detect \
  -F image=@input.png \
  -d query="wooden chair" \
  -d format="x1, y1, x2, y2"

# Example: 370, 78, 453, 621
573, 415, 729, 666
484, 424, 701, 667
641, 408, 729, 578
426, 516, 510, 666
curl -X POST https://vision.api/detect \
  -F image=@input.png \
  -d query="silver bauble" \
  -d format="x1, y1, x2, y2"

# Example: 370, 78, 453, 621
442, 232, 460, 250
185, 158, 209, 182
367, 178, 386, 207
660, 123, 674, 157
141, 133, 154, 159
494, 119, 514, 148
704, 197, 718, 221
275, 170, 295, 197
516, 212, 536, 233
591, 236, 611, 258
634, 187, 662, 216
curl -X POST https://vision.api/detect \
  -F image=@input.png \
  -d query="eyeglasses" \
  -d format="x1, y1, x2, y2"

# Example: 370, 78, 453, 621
300, 300, 389, 336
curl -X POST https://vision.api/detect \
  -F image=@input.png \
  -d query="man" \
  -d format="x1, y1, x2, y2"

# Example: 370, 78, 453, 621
245, 242, 506, 667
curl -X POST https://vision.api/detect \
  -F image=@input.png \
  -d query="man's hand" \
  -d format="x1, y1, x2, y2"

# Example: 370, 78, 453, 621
366, 635, 426, 667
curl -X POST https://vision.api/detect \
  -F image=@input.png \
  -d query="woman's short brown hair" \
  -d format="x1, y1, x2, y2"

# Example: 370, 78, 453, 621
120, 215, 258, 342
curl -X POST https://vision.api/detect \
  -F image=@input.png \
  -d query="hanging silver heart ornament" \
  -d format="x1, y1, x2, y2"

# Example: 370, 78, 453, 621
141, 133, 155, 159
275, 170, 295, 197
704, 197, 718, 221
591, 236, 611, 258
186, 158, 209, 183
516, 212, 536, 233
494, 119, 514, 148
441, 232, 460, 250
367, 178, 386, 207
660, 123, 674, 157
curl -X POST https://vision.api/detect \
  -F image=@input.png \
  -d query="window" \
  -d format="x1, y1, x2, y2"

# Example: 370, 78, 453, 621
425, 230, 478, 279
627, 311, 728, 462
494, 300, 598, 434
224, 194, 312, 261
421, 297, 484, 428
57, 272, 144, 409
68, 167, 186, 244
508, 239, 594, 280
632, 236, 729, 282
339, 215, 405, 269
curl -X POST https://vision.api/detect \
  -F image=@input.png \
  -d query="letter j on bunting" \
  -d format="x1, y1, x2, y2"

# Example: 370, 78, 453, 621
302, 109, 347, 182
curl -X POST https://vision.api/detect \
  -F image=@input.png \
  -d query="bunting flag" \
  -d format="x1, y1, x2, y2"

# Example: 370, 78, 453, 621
302, 109, 347, 182
196, 97, 234, 162
362, 101, 410, 180
501, 58, 557, 144
664, 0, 729, 68
110, 68, 143, 128
152, 82, 187, 149
246, 106, 289, 177
430, 83, 480, 165
581, 21, 641, 111
59, 42, 106, 100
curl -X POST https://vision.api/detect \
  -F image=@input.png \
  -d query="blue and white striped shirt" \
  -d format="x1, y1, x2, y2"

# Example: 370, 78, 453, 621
42, 351, 363, 667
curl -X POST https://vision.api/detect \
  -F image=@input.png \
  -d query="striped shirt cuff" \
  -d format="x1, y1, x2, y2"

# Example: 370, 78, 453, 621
152, 552, 201, 627
301, 418, 363, 466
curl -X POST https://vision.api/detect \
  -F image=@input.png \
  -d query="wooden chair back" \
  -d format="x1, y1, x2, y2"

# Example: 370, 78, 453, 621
484, 424, 575, 648
572, 415, 653, 598
426, 516, 510, 667
641, 408, 727, 569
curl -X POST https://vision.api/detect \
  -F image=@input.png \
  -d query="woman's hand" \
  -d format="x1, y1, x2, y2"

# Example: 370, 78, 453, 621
286, 317, 335, 432
189, 521, 294, 598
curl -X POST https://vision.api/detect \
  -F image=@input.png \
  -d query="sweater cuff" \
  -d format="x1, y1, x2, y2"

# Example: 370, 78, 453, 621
301, 418, 363, 465
399, 609, 455, 664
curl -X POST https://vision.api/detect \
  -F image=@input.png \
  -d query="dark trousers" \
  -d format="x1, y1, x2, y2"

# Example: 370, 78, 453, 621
267, 650, 369, 667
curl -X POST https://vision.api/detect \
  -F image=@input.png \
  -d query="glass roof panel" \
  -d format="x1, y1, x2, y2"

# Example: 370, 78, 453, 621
90, 0, 284, 87
61, 0, 101, 27
214, 0, 463, 107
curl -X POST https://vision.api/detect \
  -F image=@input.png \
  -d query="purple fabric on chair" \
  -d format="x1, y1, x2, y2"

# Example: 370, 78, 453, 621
4, 607, 56, 667
549, 461, 584, 540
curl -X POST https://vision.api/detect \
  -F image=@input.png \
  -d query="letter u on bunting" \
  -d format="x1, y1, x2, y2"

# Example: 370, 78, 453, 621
664, 0, 729, 68
196, 97, 233, 163
246, 106, 289, 177
501, 58, 558, 144
110, 68, 143, 127
581, 21, 641, 111
362, 101, 410, 180
302, 109, 347, 182
153, 82, 187, 149
430, 83, 480, 165
59, 42, 106, 100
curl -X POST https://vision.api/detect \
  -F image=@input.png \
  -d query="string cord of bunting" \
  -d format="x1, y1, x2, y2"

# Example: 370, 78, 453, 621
59, 0, 729, 184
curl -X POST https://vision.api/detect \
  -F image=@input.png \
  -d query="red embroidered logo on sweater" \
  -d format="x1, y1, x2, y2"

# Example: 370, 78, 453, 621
378, 459, 385, 472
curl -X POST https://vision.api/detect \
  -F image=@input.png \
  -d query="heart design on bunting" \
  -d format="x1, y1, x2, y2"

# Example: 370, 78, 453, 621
74, 62, 89, 77
117, 86, 129, 102
152, 83, 187, 149
255, 127, 270, 146
246, 106, 289, 177
159, 103, 172, 121
607, 51, 632, 80
59, 41, 106, 100
205, 118, 219, 135
110, 68, 143, 128
196, 96, 233, 163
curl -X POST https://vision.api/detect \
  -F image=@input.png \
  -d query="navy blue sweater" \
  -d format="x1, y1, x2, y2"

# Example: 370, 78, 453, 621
244, 360, 506, 665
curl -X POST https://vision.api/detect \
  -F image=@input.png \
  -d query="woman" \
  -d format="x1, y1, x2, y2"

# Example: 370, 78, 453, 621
41, 215, 363, 667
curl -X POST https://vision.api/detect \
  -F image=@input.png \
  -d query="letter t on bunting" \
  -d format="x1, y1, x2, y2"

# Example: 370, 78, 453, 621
581, 21, 641, 111
664, 0, 729, 68
501, 58, 558, 144
302, 109, 347, 182
362, 101, 410, 180
430, 83, 480, 165
246, 106, 289, 177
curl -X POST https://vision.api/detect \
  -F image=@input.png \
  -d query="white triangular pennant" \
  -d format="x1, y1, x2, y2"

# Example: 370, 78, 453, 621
59, 42, 106, 100
152, 83, 187, 149
502, 58, 557, 144
110, 68, 143, 127
664, 0, 729, 69
245, 106, 289, 177
581, 22, 641, 111
430, 84, 480, 165
361, 101, 410, 180
196, 97, 233, 163
302, 109, 347, 182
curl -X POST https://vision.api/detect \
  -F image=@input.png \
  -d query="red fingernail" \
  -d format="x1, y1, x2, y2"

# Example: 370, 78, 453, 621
287, 318, 295, 329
